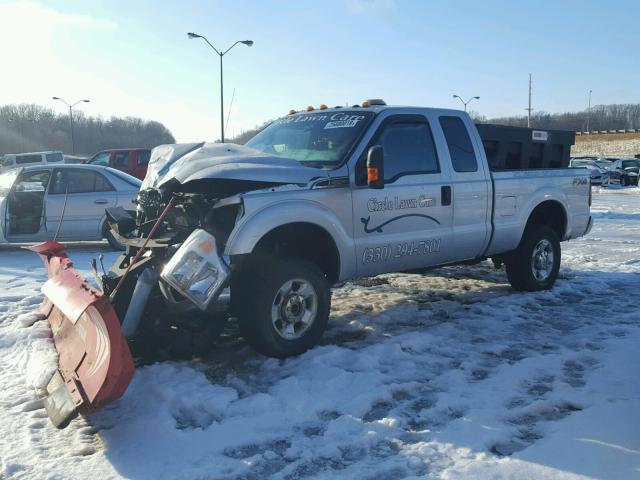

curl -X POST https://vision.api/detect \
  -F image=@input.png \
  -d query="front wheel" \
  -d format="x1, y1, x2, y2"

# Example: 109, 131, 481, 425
505, 225, 561, 291
234, 256, 331, 358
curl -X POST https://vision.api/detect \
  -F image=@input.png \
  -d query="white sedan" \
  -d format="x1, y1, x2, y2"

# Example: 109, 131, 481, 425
0, 164, 140, 248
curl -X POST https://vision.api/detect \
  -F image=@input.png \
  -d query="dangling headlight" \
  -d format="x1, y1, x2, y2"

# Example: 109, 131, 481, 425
161, 229, 229, 310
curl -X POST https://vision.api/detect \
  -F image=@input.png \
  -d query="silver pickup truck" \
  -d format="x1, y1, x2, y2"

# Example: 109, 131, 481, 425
99, 101, 593, 359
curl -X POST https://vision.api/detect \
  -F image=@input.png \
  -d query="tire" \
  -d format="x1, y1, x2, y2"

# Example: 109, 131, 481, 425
505, 225, 561, 292
234, 255, 331, 358
621, 176, 629, 186
105, 227, 125, 251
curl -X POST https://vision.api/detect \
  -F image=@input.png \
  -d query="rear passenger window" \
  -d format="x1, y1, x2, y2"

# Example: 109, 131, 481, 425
95, 173, 114, 192
114, 152, 130, 167
137, 151, 150, 166
377, 120, 439, 182
16, 154, 42, 165
45, 153, 63, 163
50, 170, 113, 194
439, 116, 478, 172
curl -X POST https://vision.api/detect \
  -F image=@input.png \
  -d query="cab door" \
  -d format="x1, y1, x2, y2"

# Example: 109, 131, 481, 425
351, 113, 454, 276
436, 115, 491, 260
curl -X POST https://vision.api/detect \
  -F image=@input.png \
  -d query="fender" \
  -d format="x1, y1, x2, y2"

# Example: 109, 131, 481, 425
488, 184, 571, 256
225, 198, 356, 280
516, 186, 570, 242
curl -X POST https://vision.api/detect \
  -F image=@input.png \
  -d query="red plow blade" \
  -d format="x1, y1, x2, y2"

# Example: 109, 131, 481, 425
26, 241, 134, 428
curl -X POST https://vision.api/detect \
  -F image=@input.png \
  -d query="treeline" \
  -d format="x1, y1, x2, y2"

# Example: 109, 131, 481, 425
0, 104, 175, 156
475, 104, 640, 132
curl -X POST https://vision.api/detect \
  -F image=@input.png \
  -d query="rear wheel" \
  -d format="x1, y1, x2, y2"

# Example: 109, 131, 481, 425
505, 225, 561, 291
234, 255, 331, 358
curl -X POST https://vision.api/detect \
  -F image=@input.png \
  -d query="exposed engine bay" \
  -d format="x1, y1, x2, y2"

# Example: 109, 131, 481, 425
100, 181, 270, 358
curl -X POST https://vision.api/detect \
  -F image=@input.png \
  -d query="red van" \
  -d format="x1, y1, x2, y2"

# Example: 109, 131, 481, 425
86, 148, 151, 180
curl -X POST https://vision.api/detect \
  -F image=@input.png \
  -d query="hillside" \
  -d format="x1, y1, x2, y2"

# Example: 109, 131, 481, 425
0, 104, 175, 156
571, 132, 640, 157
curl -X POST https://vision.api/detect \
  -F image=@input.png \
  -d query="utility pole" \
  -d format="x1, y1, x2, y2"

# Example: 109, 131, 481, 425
586, 89, 592, 132
525, 73, 533, 128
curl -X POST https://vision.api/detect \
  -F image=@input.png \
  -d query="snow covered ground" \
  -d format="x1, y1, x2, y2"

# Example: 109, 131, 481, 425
1, 187, 639, 480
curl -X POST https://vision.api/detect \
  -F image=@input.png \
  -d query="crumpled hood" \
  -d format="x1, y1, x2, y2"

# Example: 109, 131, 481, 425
141, 142, 328, 190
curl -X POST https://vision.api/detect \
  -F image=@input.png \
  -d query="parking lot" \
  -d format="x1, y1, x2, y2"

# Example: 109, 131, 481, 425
0, 186, 637, 479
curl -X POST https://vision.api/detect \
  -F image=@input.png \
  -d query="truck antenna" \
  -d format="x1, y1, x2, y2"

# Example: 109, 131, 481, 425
225, 88, 236, 136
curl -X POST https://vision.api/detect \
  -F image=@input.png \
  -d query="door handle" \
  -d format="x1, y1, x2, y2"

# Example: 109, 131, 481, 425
94, 199, 108, 205
441, 186, 452, 206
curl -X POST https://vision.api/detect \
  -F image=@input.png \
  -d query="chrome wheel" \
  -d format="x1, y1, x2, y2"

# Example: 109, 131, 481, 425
531, 239, 554, 282
271, 279, 318, 340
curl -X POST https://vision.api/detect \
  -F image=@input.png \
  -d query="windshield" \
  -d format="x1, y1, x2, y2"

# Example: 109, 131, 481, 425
0, 169, 19, 197
245, 111, 374, 168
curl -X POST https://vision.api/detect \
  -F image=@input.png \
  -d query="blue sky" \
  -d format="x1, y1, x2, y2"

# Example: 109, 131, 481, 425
1, 0, 638, 142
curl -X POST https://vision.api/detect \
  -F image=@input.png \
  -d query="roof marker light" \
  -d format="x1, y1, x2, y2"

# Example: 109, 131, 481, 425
362, 100, 370, 108
306, 106, 314, 112
288, 109, 296, 115
319, 104, 328, 110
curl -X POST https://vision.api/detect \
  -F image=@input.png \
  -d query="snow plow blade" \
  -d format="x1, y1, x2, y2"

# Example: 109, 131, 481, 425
26, 241, 135, 428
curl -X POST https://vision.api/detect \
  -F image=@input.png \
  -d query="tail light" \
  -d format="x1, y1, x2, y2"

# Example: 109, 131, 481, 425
588, 179, 592, 206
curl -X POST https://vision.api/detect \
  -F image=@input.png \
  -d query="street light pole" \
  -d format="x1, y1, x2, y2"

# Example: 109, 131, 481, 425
52, 97, 90, 154
188, 33, 253, 143
587, 89, 592, 133
452, 94, 480, 112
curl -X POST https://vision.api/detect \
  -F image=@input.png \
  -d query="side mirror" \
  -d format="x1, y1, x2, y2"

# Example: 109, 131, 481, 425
366, 145, 384, 189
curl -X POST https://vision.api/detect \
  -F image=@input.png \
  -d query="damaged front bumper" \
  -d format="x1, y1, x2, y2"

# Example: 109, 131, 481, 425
160, 229, 230, 311
27, 228, 231, 428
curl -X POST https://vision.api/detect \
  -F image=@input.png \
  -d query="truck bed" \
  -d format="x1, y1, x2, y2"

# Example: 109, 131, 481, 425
486, 167, 591, 256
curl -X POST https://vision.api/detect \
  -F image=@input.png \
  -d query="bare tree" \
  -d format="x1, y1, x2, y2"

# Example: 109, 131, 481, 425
478, 104, 640, 132
0, 103, 175, 155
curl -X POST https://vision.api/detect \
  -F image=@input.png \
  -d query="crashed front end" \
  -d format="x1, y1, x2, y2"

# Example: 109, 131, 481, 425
30, 142, 319, 428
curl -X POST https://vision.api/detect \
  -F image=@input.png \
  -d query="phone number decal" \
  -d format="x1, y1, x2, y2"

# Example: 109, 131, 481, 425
362, 238, 441, 264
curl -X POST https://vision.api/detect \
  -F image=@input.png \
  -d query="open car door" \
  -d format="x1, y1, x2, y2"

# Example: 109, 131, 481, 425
0, 169, 20, 242
5, 169, 51, 242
